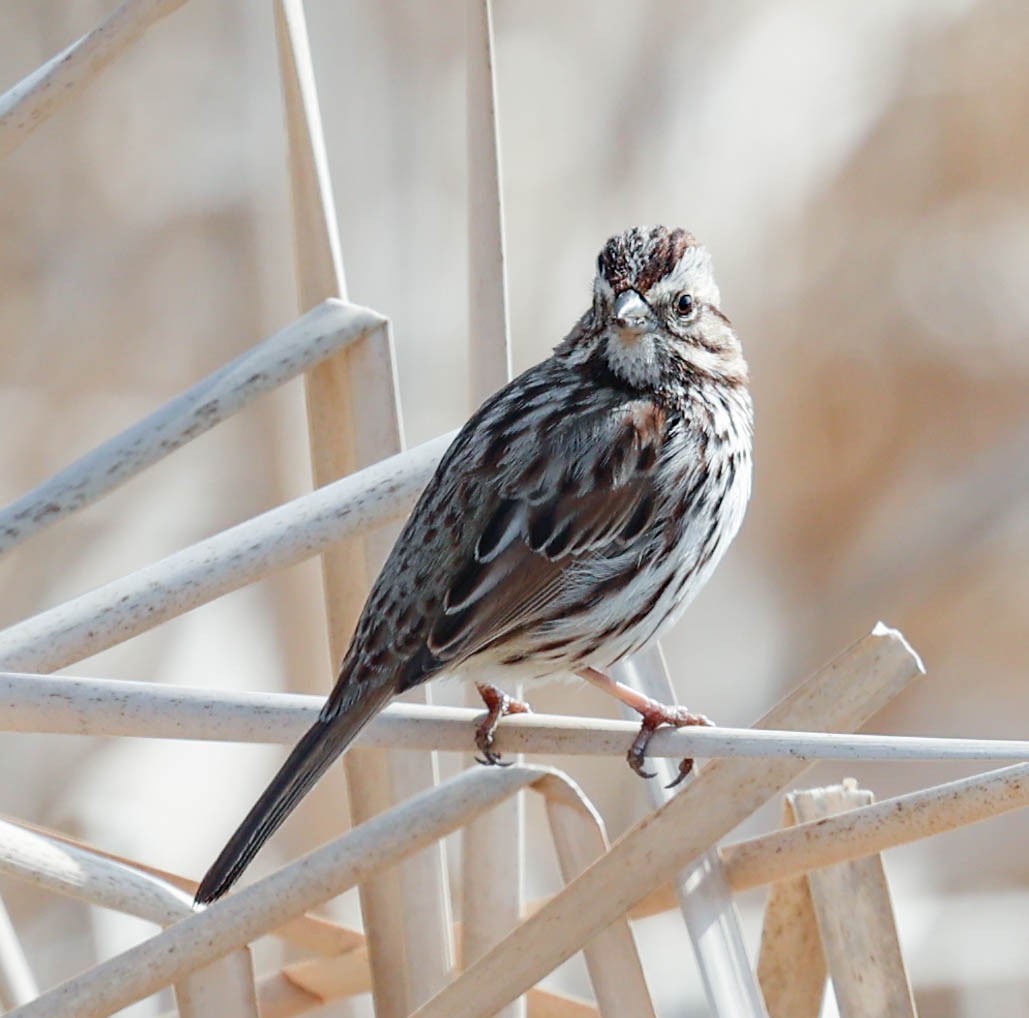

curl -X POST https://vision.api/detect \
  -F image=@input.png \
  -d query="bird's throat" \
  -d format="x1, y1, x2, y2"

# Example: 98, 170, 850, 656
603, 331, 662, 389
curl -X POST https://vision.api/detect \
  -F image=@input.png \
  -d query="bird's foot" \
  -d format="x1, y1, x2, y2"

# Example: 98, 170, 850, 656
474, 682, 532, 766
627, 701, 714, 788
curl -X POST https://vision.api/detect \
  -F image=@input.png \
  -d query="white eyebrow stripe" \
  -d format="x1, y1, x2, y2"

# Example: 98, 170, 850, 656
646, 246, 721, 307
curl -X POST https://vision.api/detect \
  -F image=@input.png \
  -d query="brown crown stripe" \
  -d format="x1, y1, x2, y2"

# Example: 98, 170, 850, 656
600, 226, 696, 294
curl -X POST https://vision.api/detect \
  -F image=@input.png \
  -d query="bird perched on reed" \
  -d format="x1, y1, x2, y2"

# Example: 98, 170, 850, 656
196, 225, 753, 905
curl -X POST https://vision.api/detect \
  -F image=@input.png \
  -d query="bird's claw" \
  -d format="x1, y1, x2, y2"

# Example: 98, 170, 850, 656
473, 682, 532, 767
628, 760, 658, 780
665, 756, 695, 789
475, 753, 513, 768
627, 702, 714, 786
627, 715, 661, 778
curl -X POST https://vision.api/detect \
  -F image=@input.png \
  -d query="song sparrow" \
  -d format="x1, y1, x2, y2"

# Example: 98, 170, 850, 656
195, 225, 752, 904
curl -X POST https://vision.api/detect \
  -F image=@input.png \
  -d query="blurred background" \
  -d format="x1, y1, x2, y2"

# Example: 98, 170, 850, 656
0, 1, 1026, 1015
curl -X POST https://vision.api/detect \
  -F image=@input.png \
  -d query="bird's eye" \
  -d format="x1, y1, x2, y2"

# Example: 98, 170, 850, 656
675, 293, 694, 316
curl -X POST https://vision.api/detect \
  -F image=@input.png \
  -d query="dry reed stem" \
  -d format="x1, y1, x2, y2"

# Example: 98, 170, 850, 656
243, 971, 321, 1018
250, 779, 621, 1018
628, 761, 1029, 919
0, 0, 190, 157
0, 899, 37, 1010
9, 758, 1019, 977
756, 798, 826, 1018
464, 6, 521, 1012
248, 783, 628, 1018
725, 762, 1029, 891
521, 992, 599, 1018
5, 671, 1027, 763
677, 854, 765, 1013
7, 763, 1024, 1003
461, 740, 526, 1003
0, 817, 193, 926
275, 945, 370, 1010
0, 808, 598, 1018
467, 0, 512, 396
268, 914, 363, 959
274, 0, 451, 1012
409, 624, 925, 1018
385, 746, 455, 1009
0, 429, 453, 673
541, 775, 655, 1016
236, 961, 598, 1018
0, 811, 366, 959
614, 646, 767, 1016
180, 933, 597, 1016
6, 764, 565, 1017
173, 950, 260, 1018
793, 784, 917, 1017
0, 300, 381, 556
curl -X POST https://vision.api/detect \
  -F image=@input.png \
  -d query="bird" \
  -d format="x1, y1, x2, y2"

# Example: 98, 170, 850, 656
195, 225, 753, 905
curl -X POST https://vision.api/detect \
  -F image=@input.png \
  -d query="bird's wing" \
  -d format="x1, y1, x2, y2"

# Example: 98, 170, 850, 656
424, 395, 669, 664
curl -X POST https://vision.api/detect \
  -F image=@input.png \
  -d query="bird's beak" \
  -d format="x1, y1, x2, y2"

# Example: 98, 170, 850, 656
612, 290, 653, 337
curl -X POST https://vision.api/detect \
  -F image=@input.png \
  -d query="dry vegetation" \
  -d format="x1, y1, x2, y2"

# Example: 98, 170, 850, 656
0, 2, 1026, 1016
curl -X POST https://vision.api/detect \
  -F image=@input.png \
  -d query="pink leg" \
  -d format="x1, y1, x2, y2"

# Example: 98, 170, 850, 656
474, 682, 532, 766
578, 667, 713, 787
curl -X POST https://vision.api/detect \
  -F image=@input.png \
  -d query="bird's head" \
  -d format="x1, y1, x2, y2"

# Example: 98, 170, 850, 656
568, 226, 746, 390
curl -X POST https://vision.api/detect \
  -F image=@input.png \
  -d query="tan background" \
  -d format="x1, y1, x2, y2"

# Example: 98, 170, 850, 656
0, 1, 1026, 1015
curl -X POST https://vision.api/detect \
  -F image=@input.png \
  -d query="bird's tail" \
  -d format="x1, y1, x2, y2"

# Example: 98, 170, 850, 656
194, 680, 391, 906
